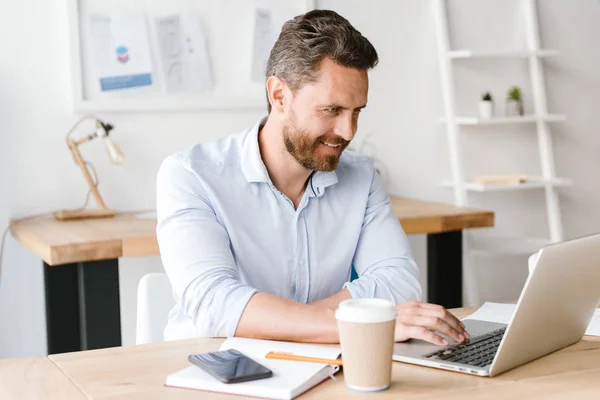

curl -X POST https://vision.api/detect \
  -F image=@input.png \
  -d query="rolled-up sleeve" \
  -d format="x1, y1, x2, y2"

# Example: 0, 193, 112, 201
156, 156, 258, 338
344, 169, 422, 304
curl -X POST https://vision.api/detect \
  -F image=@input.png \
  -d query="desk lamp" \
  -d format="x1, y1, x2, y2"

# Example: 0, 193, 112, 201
53, 116, 125, 221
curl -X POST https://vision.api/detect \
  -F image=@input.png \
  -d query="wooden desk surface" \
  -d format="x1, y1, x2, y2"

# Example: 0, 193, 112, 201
10, 197, 493, 266
0, 357, 85, 399
47, 307, 600, 399
390, 197, 493, 235
10, 211, 159, 266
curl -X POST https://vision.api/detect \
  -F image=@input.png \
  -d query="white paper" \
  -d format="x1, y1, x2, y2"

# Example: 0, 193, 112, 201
220, 337, 341, 360
251, 9, 278, 83
167, 362, 337, 400
155, 15, 185, 93
587, 313, 600, 336
464, 302, 600, 337
528, 251, 540, 274
155, 15, 213, 93
182, 15, 213, 91
463, 302, 517, 325
89, 14, 154, 91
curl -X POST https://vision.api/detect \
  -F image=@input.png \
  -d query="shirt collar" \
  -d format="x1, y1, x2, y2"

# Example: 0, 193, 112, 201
307, 170, 338, 198
241, 117, 339, 196
241, 117, 271, 183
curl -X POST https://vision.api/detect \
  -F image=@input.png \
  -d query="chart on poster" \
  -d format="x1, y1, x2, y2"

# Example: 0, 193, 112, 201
89, 14, 154, 92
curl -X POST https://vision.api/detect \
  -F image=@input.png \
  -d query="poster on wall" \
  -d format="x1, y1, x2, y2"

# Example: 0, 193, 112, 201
181, 15, 213, 92
89, 14, 154, 92
251, 9, 278, 83
155, 15, 184, 93
155, 15, 213, 93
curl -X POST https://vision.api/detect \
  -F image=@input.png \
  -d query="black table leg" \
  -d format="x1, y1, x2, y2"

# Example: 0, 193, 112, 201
43, 259, 122, 354
427, 230, 463, 309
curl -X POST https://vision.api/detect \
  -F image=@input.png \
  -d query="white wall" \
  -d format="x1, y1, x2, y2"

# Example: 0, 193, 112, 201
320, 0, 600, 304
0, 0, 262, 357
1, 0, 599, 358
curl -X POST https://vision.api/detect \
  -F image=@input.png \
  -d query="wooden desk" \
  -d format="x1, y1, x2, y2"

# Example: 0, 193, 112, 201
0, 357, 85, 399
390, 197, 493, 234
45, 307, 600, 399
10, 197, 493, 354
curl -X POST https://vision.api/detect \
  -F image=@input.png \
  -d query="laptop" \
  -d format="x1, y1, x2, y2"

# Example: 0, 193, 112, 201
393, 233, 600, 377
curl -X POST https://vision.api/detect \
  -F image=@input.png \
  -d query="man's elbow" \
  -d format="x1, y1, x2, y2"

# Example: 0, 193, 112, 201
178, 276, 257, 338
401, 282, 423, 304
375, 267, 423, 305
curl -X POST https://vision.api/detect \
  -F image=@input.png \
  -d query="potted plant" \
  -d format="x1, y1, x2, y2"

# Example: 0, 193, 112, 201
479, 92, 494, 120
506, 86, 524, 117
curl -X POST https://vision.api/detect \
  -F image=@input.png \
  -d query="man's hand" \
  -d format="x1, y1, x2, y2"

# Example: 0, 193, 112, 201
395, 301, 469, 346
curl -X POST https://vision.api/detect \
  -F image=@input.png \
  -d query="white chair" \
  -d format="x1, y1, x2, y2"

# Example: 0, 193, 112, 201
136, 272, 175, 345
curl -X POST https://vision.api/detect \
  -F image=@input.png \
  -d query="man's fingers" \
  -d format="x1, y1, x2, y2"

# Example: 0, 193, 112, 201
396, 301, 422, 314
404, 325, 448, 346
399, 302, 464, 327
414, 303, 468, 338
416, 302, 447, 310
396, 302, 470, 342
397, 315, 464, 343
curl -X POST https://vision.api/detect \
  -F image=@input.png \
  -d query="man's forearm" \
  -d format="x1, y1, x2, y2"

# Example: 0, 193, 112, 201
234, 292, 339, 343
309, 288, 352, 311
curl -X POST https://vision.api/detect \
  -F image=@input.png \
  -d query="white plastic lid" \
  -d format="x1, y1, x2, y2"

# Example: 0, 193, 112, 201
335, 298, 397, 323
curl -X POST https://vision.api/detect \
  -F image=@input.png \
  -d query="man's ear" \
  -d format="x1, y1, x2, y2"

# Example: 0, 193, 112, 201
266, 76, 286, 113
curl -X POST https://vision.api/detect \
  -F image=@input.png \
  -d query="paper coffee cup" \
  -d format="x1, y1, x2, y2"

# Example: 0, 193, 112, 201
335, 299, 397, 392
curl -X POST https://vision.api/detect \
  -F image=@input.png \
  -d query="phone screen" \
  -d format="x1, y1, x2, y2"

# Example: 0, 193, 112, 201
188, 349, 273, 384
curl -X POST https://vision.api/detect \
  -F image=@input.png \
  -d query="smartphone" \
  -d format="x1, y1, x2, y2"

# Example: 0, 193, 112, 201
188, 349, 273, 384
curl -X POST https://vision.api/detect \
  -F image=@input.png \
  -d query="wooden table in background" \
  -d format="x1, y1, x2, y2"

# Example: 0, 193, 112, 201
390, 197, 494, 310
10, 197, 493, 354
43, 306, 600, 399
10, 212, 158, 356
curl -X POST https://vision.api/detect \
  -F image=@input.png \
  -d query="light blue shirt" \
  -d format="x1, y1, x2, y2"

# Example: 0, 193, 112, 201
156, 118, 422, 340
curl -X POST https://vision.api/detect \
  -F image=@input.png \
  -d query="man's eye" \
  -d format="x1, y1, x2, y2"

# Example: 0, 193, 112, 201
353, 109, 362, 115
325, 108, 337, 113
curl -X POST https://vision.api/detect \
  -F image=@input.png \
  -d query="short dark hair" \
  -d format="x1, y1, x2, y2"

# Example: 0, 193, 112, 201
265, 10, 379, 113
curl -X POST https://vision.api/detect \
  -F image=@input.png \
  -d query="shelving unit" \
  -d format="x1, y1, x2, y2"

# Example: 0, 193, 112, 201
433, 0, 568, 263
442, 177, 572, 192
448, 49, 559, 59
443, 114, 566, 125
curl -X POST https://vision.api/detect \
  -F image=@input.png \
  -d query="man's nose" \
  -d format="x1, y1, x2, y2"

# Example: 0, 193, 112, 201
333, 114, 355, 142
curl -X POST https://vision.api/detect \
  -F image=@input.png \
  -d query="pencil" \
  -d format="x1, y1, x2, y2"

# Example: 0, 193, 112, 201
265, 351, 343, 366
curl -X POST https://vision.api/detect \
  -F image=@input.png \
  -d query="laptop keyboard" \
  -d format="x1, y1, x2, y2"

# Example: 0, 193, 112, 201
425, 327, 506, 368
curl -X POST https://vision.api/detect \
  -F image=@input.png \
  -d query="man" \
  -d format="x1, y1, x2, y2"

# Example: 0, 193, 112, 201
157, 10, 468, 345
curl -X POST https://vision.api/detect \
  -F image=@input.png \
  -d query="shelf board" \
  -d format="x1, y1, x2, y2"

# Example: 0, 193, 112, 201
442, 177, 572, 192
442, 114, 566, 126
467, 235, 552, 256
448, 49, 559, 59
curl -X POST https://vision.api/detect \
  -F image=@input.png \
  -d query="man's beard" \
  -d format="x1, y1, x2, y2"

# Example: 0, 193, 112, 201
282, 119, 350, 172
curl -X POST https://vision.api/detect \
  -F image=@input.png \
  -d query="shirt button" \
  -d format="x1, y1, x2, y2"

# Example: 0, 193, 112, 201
298, 259, 304, 266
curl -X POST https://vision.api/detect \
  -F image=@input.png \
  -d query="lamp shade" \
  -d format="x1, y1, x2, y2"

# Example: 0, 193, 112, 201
103, 137, 125, 164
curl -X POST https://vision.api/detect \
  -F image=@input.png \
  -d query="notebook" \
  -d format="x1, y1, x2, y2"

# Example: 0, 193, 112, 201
165, 338, 342, 400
